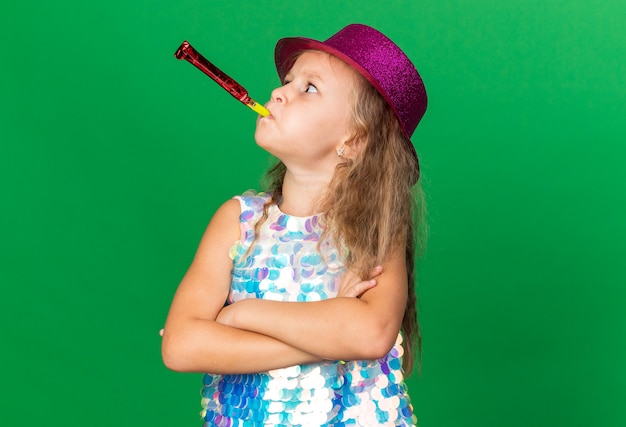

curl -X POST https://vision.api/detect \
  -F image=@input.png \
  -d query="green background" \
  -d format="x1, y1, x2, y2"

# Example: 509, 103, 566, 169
1, 0, 624, 426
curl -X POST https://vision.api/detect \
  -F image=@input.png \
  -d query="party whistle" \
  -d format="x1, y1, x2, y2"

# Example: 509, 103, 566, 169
174, 41, 270, 117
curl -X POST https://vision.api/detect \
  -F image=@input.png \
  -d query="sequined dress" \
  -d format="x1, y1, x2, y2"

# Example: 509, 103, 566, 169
201, 192, 416, 426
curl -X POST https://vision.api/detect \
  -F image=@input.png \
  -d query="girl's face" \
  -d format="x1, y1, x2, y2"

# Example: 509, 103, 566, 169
255, 51, 359, 174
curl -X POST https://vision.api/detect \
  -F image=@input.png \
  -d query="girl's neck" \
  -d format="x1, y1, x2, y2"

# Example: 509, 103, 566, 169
278, 169, 330, 217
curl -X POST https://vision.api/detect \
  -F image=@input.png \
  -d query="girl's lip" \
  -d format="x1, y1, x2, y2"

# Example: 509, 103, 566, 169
257, 111, 273, 122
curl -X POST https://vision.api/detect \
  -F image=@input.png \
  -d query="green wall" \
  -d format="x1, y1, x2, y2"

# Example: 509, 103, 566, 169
1, 1, 624, 426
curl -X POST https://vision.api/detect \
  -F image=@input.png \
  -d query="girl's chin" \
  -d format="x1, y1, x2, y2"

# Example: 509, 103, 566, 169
253, 136, 276, 156
254, 129, 276, 149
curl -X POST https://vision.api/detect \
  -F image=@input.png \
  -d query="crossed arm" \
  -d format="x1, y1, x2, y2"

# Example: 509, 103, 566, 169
161, 199, 407, 374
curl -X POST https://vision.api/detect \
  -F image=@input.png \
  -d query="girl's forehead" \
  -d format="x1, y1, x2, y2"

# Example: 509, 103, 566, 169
289, 51, 359, 81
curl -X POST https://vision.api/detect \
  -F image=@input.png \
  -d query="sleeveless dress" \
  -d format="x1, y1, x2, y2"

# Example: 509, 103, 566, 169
201, 191, 417, 427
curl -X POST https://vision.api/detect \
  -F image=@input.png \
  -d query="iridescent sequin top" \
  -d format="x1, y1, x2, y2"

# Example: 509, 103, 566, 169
201, 191, 417, 426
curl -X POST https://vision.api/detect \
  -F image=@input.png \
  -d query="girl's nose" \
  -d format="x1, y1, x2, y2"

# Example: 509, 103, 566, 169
270, 85, 286, 103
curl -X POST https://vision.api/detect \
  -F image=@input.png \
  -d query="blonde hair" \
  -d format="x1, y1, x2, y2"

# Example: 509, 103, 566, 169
256, 71, 426, 375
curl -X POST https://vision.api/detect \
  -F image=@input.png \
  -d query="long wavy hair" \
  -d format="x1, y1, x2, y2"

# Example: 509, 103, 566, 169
254, 71, 427, 375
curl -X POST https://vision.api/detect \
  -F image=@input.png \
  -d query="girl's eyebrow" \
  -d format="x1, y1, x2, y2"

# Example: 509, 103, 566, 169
302, 71, 324, 82
286, 69, 324, 83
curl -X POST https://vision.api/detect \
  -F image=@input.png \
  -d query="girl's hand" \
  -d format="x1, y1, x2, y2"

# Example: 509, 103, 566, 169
337, 265, 383, 298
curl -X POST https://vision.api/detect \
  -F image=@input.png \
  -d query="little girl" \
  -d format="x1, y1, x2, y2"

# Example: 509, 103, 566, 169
162, 24, 428, 426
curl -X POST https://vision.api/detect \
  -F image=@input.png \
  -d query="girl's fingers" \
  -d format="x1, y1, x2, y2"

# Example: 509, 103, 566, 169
358, 279, 378, 295
337, 265, 382, 298
339, 278, 378, 298
369, 265, 383, 278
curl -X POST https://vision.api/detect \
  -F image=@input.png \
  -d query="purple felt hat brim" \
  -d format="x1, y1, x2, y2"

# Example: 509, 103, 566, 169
274, 24, 427, 149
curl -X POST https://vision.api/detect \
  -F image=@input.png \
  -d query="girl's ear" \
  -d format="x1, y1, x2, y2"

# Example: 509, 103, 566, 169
342, 136, 366, 160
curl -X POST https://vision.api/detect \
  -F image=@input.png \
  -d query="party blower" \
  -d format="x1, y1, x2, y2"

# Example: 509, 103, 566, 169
174, 41, 270, 117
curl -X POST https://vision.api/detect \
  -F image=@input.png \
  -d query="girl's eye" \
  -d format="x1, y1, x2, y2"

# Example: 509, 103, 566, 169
306, 84, 318, 93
